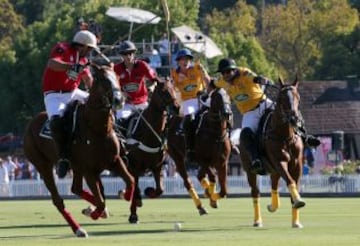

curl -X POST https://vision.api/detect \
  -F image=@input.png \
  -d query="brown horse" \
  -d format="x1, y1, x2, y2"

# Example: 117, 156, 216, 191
118, 80, 179, 224
167, 88, 233, 215
23, 64, 135, 237
240, 77, 305, 228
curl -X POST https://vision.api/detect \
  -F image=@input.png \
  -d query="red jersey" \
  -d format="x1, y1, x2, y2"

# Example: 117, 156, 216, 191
42, 42, 90, 92
114, 60, 156, 105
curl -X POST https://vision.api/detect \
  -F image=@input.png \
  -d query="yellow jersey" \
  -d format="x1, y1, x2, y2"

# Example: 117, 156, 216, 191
171, 63, 207, 101
214, 67, 266, 114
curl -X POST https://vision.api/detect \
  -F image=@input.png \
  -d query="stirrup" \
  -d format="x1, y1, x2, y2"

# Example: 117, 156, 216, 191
176, 128, 185, 136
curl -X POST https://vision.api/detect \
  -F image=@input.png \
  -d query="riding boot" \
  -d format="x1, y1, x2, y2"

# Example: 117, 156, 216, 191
298, 125, 321, 148
297, 113, 321, 148
176, 116, 186, 136
185, 126, 196, 162
50, 115, 71, 178
180, 115, 196, 162
240, 127, 263, 174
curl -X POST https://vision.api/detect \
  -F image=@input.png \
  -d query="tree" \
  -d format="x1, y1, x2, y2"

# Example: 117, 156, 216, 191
0, 0, 200, 133
205, 0, 276, 78
0, 0, 24, 64
260, 0, 359, 80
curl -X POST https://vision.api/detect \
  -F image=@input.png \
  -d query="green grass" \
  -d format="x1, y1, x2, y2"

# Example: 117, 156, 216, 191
0, 197, 359, 245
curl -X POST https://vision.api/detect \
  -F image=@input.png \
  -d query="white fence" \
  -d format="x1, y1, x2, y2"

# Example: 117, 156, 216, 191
1, 174, 359, 198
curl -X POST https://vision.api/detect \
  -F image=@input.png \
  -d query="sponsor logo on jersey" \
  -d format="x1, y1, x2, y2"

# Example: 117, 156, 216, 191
234, 94, 249, 101
123, 83, 139, 92
183, 84, 197, 92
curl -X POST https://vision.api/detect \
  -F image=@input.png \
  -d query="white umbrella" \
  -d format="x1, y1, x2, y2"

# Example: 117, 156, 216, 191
171, 25, 223, 59
106, 7, 161, 40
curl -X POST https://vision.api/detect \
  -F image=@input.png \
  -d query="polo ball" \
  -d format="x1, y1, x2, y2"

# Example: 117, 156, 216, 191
174, 222, 182, 231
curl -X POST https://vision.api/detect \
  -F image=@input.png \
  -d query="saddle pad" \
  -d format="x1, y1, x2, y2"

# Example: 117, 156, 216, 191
39, 120, 52, 139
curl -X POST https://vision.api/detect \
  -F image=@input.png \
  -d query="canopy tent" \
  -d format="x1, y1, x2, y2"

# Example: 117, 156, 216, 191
171, 25, 223, 59
106, 7, 161, 40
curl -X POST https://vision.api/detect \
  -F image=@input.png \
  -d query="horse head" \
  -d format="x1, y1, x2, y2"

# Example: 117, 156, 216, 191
277, 77, 301, 127
209, 88, 233, 128
88, 64, 123, 110
150, 79, 180, 115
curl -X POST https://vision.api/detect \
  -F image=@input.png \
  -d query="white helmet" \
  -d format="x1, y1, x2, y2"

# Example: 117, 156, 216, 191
73, 30, 98, 49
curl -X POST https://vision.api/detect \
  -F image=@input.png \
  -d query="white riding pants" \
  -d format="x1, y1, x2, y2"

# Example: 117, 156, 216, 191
241, 98, 274, 133
180, 98, 199, 116
116, 102, 149, 119
44, 88, 89, 119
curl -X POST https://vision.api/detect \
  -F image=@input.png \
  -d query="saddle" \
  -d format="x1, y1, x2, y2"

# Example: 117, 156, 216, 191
115, 111, 142, 139
39, 100, 82, 140
255, 108, 274, 175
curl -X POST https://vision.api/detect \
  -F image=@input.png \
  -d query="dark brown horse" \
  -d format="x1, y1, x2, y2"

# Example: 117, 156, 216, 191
23, 65, 135, 237
167, 88, 233, 215
118, 80, 179, 224
240, 77, 305, 228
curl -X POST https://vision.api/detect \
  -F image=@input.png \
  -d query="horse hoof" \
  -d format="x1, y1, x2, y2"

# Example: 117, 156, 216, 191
198, 206, 208, 215
292, 222, 304, 229
82, 206, 109, 219
293, 199, 306, 209
210, 200, 218, 209
82, 206, 93, 217
267, 204, 277, 213
144, 187, 158, 198
75, 227, 88, 238
253, 221, 263, 228
101, 208, 109, 219
128, 214, 139, 224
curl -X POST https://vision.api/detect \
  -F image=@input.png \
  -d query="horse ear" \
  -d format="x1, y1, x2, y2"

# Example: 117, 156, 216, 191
278, 77, 284, 87
293, 74, 299, 88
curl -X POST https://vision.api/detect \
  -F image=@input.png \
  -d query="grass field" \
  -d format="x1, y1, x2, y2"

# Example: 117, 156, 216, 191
0, 197, 359, 245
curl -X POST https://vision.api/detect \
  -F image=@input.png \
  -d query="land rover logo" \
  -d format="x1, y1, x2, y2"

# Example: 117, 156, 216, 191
184, 84, 197, 92
123, 83, 139, 92
234, 94, 249, 101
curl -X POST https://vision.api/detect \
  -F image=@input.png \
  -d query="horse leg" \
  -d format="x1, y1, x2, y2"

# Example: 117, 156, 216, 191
213, 161, 228, 200
74, 173, 109, 219
197, 167, 209, 196
71, 171, 95, 205
276, 161, 306, 209
168, 147, 207, 215
197, 167, 217, 209
290, 159, 304, 228
41, 167, 87, 237
144, 166, 164, 198
128, 177, 141, 224
83, 174, 106, 220
267, 173, 281, 212
113, 156, 135, 201
246, 172, 263, 227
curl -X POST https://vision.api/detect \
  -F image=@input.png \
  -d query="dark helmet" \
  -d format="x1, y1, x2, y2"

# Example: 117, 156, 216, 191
176, 48, 194, 61
118, 40, 137, 54
217, 58, 237, 73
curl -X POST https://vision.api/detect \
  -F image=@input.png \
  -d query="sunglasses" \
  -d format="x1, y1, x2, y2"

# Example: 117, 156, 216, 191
221, 70, 232, 75
121, 52, 134, 56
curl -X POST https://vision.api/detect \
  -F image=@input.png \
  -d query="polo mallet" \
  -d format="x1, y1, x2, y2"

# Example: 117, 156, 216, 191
161, 0, 171, 78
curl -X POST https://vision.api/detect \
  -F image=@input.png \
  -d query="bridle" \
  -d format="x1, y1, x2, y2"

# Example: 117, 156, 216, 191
208, 88, 233, 127
277, 85, 301, 127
